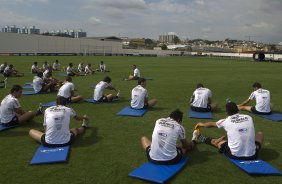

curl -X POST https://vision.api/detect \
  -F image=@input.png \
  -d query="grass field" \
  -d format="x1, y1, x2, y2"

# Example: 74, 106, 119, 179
0, 56, 282, 184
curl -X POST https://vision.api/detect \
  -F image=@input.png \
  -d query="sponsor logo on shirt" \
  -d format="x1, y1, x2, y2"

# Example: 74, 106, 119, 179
158, 120, 174, 129
231, 115, 248, 123
238, 128, 248, 133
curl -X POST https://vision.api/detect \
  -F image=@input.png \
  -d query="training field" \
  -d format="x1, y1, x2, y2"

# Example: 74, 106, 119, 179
0, 56, 282, 184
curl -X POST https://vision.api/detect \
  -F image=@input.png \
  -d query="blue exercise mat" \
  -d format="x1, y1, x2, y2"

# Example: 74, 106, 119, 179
30, 145, 70, 165
227, 157, 282, 175
22, 85, 34, 89
129, 157, 189, 183
253, 113, 282, 121
144, 77, 153, 80
25, 82, 33, 85
117, 106, 148, 117
188, 109, 213, 119
84, 98, 118, 104
0, 123, 19, 132
22, 91, 46, 95
42, 101, 57, 107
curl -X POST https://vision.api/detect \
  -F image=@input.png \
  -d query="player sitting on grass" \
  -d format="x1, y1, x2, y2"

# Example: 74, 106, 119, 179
0, 85, 43, 126
192, 101, 264, 160
125, 64, 140, 80
31, 62, 43, 74
33, 72, 56, 93
237, 82, 271, 115
93, 76, 120, 102
131, 78, 157, 109
66, 63, 82, 76
190, 83, 217, 112
52, 60, 61, 71
85, 64, 95, 75
29, 96, 89, 147
3, 64, 24, 77
57, 76, 83, 105
141, 109, 195, 165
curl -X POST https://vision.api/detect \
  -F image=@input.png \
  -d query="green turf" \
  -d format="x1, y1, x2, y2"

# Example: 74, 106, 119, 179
0, 56, 282, 184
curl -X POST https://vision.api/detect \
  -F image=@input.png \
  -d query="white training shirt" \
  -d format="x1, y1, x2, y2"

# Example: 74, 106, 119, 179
66, 66, 74, 75
0, 94, 21, 123
33, 76, 43, 93
249, 88, 271, 113
78, 64, 84, 72
131, 85, 148, 109
149, 117, 186, 161
43, 105, 76, 144
43, 63, 49, 71
133, 68, 140, 78
216, 113, 256, 157
100, 64, 106, 71
57, 82, 74, 98
191, 87, 212, 108
93, 81, 109, 101
85, 65, 92, 74
53, 62, 60, 70
0, 64, 6, 71
31, 64, 38, 72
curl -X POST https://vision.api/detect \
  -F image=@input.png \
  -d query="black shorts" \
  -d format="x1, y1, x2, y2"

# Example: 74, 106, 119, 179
134, 76, 140, 80
97, 96, 108, 102
2, 116, 19, 127
251, 107, 271, 115
191, 105, 211, 112
41, 132, 75, 148
146, 146, 183, 165
67, 72, 75, 76
59, 96, 71, 105
219, 141, 261, 160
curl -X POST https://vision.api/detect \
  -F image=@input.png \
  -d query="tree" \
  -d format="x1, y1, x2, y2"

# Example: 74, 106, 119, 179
161, 44, 167, 50
173, 36, 181, 44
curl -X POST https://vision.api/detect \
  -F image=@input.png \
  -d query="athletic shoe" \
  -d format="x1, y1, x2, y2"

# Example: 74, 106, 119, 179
116, 90, 120, 98
82, 115, 89, 128
192, 129, 200, 141
36, 103, 44, 116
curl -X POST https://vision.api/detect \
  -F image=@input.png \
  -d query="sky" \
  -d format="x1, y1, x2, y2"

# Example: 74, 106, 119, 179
0, 0, 281, 44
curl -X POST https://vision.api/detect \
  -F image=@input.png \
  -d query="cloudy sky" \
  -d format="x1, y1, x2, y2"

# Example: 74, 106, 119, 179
0, 0, 281, 43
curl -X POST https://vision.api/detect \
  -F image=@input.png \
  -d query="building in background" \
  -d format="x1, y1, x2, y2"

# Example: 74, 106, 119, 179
159, 32, 177, 44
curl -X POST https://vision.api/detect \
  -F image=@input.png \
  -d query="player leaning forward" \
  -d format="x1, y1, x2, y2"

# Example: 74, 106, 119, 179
29, 97, 89, 147
193, 101, 263, 160
141, 109, 195, 164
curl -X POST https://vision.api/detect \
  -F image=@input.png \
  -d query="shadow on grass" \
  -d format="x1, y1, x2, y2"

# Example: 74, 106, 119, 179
259, 148, 280, 161
72, 127, 102, 148
186, 145, 217, 166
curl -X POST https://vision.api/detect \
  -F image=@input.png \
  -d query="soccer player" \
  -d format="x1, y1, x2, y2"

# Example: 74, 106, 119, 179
42, 61, 49, 71
66, 63, 80, 76
193, 101, 264, 160
0, 62, 7, 74
125, 64, 140, 80
57, 76, 83, 105
52, 60, 61, 71
98, 61, 109, 72
0, 85, 42, 126
131, 78, 157, 109
190, 83, 217, 112
237, 82, 271, 115
85, 64, 94, 75
29, 96, 89, 147
3, 64, 24, 77
141, 109, 195, 164
33, 72, 56, 93
78, 62, 85, 73
31, 62, 42, 74
93, 76, 119, 102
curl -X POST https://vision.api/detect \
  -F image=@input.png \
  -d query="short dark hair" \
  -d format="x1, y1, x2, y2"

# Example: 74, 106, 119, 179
37, 72, 43, 77
169, 109, 183, 122
103, 76, 111, 83
56, 96, 64, 105
138, 78, 146, 85
69, 63, 73, 67
226, 102, 239, 116
11, 85, 22, 93
196, 83, 204, 88
252, 82, 262, 89
34, 62, 38, 65
66, 76, 72, 82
